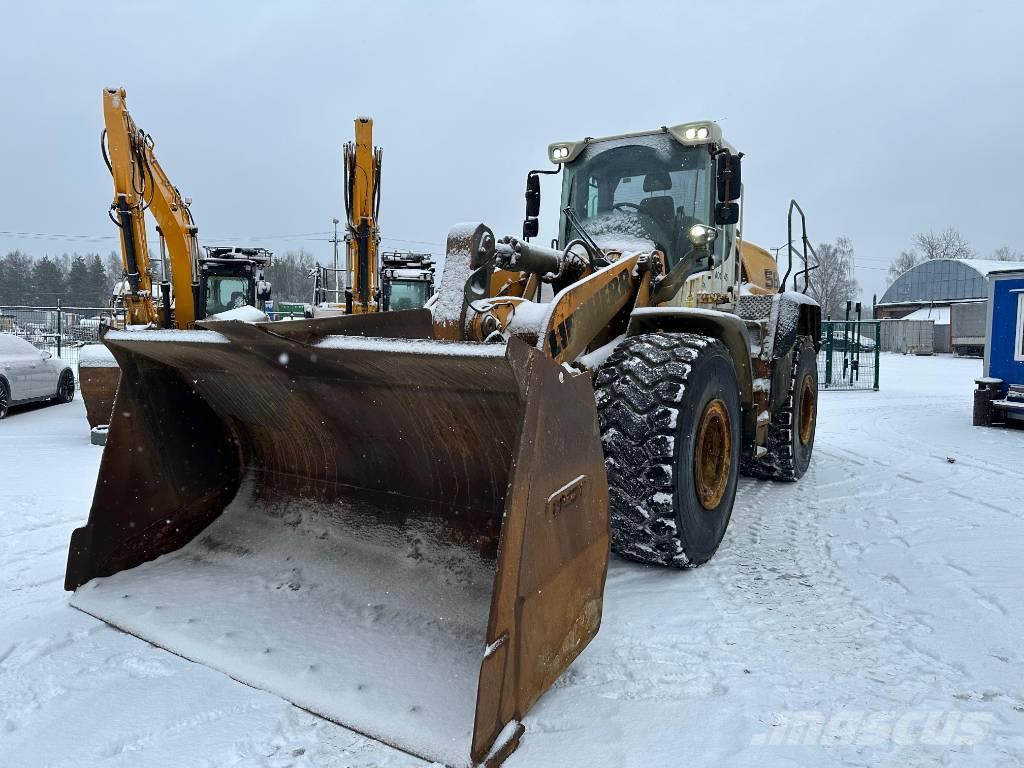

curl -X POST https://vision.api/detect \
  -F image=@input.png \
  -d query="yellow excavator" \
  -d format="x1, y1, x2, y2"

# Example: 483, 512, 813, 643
81, 88, 274, 432
66, 119, 820, 766
310, 117, 382, 316
311, 118, 438, 316
100, 87, 274, 328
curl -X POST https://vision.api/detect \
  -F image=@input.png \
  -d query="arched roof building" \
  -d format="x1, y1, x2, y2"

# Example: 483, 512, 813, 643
877, 259, 1015, 317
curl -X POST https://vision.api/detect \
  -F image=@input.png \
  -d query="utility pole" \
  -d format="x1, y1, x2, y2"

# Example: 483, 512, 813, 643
331, 217, 341, 303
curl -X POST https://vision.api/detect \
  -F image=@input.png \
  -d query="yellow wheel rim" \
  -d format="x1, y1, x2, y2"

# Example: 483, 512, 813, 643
694, 399, 732, 510
799, 375, 816, 446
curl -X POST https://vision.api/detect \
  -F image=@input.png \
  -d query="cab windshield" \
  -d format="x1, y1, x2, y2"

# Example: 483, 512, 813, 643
387, 280, 430, 311
206, 276, 251, 315
560, 133, 712, 267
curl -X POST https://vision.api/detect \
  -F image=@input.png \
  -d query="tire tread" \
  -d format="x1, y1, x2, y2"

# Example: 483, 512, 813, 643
596, 332, 721, 568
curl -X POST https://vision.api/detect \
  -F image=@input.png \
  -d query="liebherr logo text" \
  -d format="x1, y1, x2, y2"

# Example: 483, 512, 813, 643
547, 267, 632, 357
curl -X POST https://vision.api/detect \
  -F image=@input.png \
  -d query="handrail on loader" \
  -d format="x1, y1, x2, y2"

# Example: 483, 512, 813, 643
782, 199, 819, 294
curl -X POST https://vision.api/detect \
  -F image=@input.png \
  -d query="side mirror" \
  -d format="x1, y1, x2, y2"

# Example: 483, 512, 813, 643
715, 202, 740, 225
523, 172, 541, 240
525, 173, 541, 217
716, 152, 742, 202
41, 350, 52, 360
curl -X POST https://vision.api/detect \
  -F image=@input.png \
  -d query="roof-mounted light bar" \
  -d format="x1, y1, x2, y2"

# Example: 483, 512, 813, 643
549, 121, 726, 164
548, 140, 587, 164
667, 121, 723, 147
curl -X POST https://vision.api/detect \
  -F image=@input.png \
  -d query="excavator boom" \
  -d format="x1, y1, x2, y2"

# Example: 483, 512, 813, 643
344, 117, 382, 312
101, 90, 157, 326
103, 88, 199, 327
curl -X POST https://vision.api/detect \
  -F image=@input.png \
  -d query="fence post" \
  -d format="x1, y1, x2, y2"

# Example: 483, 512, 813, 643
825, 322, 833, 388
56, 299, 62, 359
874, 321, 881, 391
853, 302, 862, 383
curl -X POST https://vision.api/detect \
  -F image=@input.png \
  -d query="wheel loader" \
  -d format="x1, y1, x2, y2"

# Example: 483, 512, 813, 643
65, 120, 820, 767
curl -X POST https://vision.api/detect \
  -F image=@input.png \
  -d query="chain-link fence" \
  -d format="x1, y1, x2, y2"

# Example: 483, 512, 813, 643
0, 304, 125, 387
817, 320, 880, 391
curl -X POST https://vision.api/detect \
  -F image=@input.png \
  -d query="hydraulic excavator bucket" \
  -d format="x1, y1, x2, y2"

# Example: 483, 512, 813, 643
65, 311, 609, 767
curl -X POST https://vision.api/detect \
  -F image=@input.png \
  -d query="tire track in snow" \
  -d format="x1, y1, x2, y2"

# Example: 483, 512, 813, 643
712, 462, 969, 713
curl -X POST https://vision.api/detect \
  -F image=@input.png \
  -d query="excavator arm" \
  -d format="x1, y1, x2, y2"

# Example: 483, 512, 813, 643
102, 88, 198, 328
102, 89, 157, 326
343, 117, 382, 313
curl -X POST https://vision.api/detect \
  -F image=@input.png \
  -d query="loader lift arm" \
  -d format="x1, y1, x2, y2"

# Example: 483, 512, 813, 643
102, 87, 199, 328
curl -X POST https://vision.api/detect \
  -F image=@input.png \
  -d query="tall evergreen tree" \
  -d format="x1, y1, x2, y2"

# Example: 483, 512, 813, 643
65, 255, 91, 306
0, 250, 35, 305
84, 253, 111, 306
30, 256, 67, 304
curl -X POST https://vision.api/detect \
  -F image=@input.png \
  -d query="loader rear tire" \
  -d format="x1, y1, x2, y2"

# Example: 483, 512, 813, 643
745, 335, 817, 481
595, 332, 741, 568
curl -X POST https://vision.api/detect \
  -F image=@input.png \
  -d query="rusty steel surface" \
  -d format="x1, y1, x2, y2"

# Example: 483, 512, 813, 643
78, 364, 120, 428
64, 318, 609, 766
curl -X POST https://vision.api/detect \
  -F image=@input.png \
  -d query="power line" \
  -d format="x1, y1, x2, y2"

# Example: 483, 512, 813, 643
0, 228, 447, 249
0, 228, 335, 242
381, 236, 446, 248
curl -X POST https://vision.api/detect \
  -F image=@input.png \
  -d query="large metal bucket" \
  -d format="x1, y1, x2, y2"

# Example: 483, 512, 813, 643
65, 311, 609, 766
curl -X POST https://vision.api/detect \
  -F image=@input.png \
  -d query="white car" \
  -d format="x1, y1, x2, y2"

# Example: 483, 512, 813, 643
0, 333, 76, 419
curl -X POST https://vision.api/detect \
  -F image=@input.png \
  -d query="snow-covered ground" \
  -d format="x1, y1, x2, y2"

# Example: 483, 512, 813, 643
1, 353, 1022, 767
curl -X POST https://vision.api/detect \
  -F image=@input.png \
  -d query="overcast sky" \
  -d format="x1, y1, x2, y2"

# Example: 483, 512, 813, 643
1, 0, 1021, 303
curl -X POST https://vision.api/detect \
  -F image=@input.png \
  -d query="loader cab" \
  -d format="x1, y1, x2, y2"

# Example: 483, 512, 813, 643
544, 122, 739, 273
197, 246, 273, 319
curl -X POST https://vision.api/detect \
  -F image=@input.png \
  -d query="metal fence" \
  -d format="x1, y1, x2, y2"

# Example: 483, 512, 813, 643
817, 320, 880, 391
0, 304, 125, 387
879, 318, 935, 355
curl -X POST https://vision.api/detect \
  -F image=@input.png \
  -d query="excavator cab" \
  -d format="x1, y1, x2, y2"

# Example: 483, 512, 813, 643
380, 250, 435, 311
196, 246, 273, 318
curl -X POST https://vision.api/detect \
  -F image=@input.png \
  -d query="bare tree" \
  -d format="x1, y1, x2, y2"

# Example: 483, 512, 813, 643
266, 249, 319, 304
913, 228, 973, 261
807, 237, 859, 320
887, 249, 920, 284
992, 246, 1023, 262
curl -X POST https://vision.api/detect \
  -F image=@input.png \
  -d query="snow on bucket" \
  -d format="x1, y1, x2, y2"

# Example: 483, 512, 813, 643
66, 313, 609, 766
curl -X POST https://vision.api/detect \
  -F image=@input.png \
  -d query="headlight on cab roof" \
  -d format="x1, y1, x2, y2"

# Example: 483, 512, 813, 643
548, 141, 586, 164
668, 121, 722, 146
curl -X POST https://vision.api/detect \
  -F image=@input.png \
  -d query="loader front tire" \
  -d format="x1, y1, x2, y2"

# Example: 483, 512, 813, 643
745, 335, 817, 481
595, 332, 741, 568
